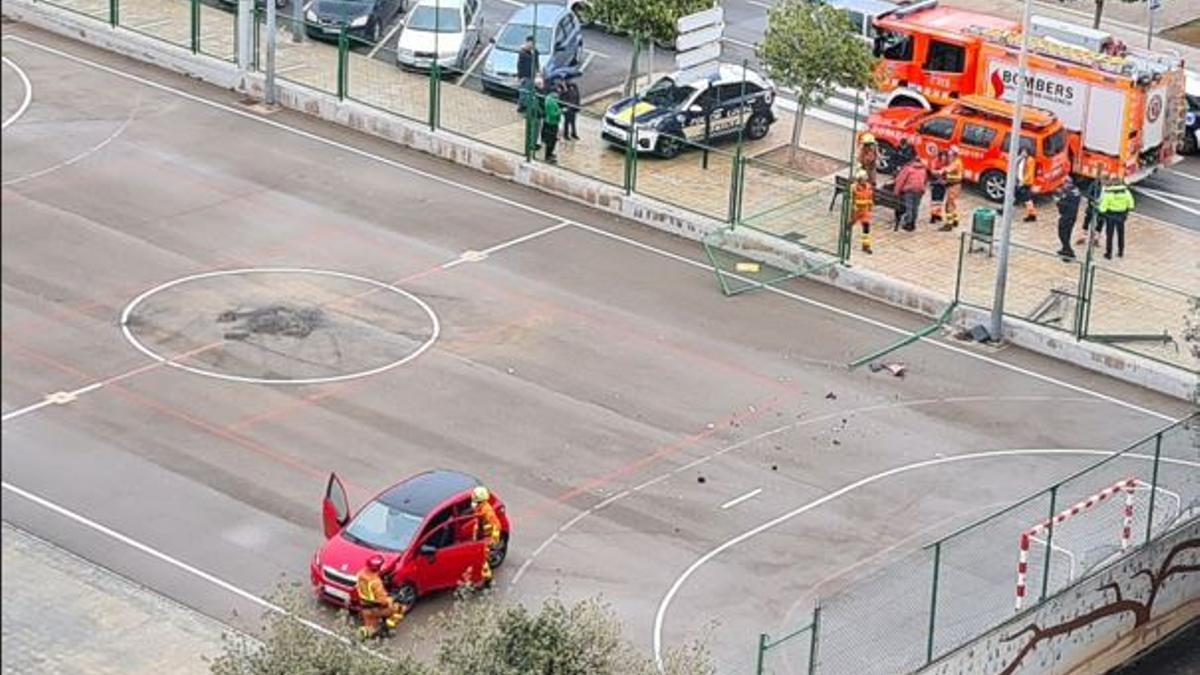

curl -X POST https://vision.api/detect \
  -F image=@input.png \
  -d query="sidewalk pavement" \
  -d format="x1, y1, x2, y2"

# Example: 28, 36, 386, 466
27, 0, 1200, 372
1, 522, 228, 674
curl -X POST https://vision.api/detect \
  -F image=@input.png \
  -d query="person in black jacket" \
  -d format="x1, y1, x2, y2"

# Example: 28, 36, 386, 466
1053, 177, 1081, 260
516, 37, 536, 113
559, 79, 580, 140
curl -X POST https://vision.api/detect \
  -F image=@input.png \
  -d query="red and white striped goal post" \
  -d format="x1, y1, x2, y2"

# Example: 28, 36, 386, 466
1015, 477, 1139, 611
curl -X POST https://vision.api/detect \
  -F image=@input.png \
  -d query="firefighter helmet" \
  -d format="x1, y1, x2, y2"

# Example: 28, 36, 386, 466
472, 486, 490, 504
366, 554, 385, 571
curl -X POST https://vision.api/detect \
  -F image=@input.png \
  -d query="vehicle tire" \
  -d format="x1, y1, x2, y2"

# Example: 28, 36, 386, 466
1182, 130, 1199, 155
488, 534, 509, 569
657, 134, 682, 159
876, 141, 899, 175
392, 582, 417, 608
980, 169, 1007, 203
745, 112, 771, 141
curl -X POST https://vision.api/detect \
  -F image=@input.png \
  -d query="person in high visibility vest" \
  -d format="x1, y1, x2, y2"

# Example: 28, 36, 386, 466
851, 169, 875, 254
858, 133, 878, 186
1098, 178, 1135, 259
941, 146, 964, 231
356, 555, 404, 638
1015, 147, 1037, 222
927, 150, 947, 226
472, 486, 502, 584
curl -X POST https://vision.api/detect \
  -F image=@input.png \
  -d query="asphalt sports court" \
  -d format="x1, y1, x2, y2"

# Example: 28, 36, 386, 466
1, 28, 1194, 673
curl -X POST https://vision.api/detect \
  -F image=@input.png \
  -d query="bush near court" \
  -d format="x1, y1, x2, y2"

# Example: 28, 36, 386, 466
209, 587, 713, 675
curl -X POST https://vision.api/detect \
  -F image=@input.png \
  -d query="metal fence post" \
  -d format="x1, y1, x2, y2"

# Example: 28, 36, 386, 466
1040, 485, 1058, 601
336, 28, 348, 100
727, 153, 742, 224
808, 604, 821, 675
954, 231, 966, 303
428, 63, 440, 130
623, 127, 638, 195
109, 0, 118, 27
190, 0, 200, 53
252, 6, 261, 70
926, 542, 941, 664
1145, 432, 1163, 544
1081, 263, 1097, 338
755, 633, 768, 675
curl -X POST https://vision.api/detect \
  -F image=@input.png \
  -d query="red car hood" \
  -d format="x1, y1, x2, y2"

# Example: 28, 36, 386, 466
317, 534, 402, 582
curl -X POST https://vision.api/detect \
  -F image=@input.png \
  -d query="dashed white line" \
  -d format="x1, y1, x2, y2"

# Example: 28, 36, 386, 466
719, 487, 762, 509
579, 52, 596, 73
1, 55, 33, 131
3, 108, 136, 186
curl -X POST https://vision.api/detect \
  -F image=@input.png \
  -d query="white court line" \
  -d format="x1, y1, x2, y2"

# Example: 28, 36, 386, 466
1167, 169, 1200, 183
1, 55, 33, 131
275, 63, 309, 74
743, 0, 772, 8
367, 19, 406, 59
3, 108, 136, 186
1134, 187, 1200, 217
720, 487, 762, 510
3, 36, 1179, 425
650, 447, 1200, 668
496, 0, 525, 7
578, 52, 596, 73
0, 480, 385, 657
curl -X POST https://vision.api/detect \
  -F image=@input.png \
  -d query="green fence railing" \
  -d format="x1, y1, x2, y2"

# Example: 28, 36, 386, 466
754, 413, 1199, 675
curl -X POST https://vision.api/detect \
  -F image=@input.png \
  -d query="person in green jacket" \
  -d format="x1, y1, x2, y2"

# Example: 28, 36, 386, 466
1098, 178, 1135, 259
540, 89, 561, 163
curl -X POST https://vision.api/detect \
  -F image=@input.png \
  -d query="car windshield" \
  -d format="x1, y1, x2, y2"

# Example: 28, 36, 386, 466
496, 24, 552, 53
406, 5, 462, 32
342, 501, 424, 552
1043, 128, 1066, 156
640, 78, 694, 108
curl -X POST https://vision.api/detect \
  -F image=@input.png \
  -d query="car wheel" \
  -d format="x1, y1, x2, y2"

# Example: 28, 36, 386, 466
980, 169, 1007, 203
488, 534, 509, 569
876, 141, 899, 175
745, 112, 770, 141
1182, 129, 1199, 155
657, 134, 682, 159
391, 582, 417, 608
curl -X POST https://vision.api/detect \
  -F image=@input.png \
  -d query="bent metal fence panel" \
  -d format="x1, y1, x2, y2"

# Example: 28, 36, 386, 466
1082, 265, 1199, 373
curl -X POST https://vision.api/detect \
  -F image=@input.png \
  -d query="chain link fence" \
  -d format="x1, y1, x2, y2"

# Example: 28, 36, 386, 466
755, 414, 1199, 674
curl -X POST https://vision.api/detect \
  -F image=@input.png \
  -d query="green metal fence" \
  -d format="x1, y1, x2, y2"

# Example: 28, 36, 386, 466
755, 413, 1199, 675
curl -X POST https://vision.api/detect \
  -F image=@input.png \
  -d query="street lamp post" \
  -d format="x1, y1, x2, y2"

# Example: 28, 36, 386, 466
988, 0, 1034, 341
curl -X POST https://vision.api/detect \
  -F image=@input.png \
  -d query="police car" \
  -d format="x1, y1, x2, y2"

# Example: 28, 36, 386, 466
601, 64, 777, 158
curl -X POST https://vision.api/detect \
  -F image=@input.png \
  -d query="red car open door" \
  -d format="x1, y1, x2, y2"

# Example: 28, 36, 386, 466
322, 472, 351, 538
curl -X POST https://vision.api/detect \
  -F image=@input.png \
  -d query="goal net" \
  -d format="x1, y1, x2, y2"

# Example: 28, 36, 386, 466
1015, 478, 1182, 610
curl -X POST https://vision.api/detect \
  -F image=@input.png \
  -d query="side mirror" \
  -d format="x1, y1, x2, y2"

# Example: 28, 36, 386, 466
420, 544, 437, 559
688, 105, 703, 115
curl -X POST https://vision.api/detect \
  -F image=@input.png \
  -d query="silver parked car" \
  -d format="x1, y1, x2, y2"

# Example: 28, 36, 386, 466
396, 0, 483, 71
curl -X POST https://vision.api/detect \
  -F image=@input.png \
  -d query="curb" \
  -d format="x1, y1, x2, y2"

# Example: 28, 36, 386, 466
5, 1, 1197, 402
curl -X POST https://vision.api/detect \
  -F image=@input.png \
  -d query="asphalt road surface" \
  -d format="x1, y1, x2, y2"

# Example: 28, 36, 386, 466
1133, 156, 1200, 232
1, 26, 1195, 674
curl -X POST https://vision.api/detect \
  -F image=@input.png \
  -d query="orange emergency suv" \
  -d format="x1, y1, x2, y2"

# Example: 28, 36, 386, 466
867, 95, 1071, 201
870, 2, 1188, 182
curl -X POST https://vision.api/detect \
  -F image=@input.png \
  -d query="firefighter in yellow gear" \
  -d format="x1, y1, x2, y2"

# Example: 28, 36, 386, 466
472, 486, 502, 584
356, 555, 404, 638
851, 169, 875, 254
1016, 147, 1037, 222
940, 146, 964, 231
858, 133, 878, 186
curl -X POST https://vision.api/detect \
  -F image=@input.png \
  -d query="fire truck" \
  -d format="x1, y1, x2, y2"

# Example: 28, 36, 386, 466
869, 2, 1188, 182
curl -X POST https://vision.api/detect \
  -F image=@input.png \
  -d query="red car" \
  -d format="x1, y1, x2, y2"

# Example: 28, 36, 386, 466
311, 470, 511, 609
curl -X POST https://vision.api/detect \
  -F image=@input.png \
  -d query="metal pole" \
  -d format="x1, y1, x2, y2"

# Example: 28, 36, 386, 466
236, 0, 252, 70
1145, 432, 1162, 544
265, 0, 278, 105
988, 0, 1034, 341
755, 633, 768, 675
292, 0, 303, 42
808, 604, 821, 675
1040, 485, 1058, 601
926, 542, 941, 664
1146, 0, 1155, 49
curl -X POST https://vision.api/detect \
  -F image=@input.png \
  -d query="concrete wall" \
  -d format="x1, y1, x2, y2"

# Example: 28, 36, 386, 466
4, 0, 1197, 402
918, 519, 1200, 675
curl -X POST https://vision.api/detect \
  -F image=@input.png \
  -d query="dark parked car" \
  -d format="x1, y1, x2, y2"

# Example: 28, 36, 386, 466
304, 0, 404, 43
1183, 71, 1198, 155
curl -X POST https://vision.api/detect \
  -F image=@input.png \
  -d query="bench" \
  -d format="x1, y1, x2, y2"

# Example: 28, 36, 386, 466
831, 175, 907, 230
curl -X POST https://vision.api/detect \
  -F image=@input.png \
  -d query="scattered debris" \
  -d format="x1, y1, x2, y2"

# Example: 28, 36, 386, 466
697, 476, 707, 484
506, 367, 515, 375
868, 361, 907, 377
770, 465, 778, 471
825, 392, 838, 400
832, 439, 841, 446
215, 305, 323, 339
706, 423, 715, 430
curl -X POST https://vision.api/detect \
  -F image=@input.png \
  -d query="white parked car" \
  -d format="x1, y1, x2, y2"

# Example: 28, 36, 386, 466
396, 0, 482, 71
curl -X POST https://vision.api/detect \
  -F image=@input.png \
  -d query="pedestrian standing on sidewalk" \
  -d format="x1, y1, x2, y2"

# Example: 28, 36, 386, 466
892, 156, 928, 232
1098, 177, 1135, 259
541, 87, 562, 163
1015, 146, 1038, 223
1053, 176, 1081, 261
516, 37, 536, 114
559, 79, 580, 140
927, 149, 948, 226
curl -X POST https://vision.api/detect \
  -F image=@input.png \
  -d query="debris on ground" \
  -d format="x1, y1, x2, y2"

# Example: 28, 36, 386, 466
825, 392, 837, 400
868, 361, 907, 377
770, 465, 778, 471
697, 476, 707, 484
